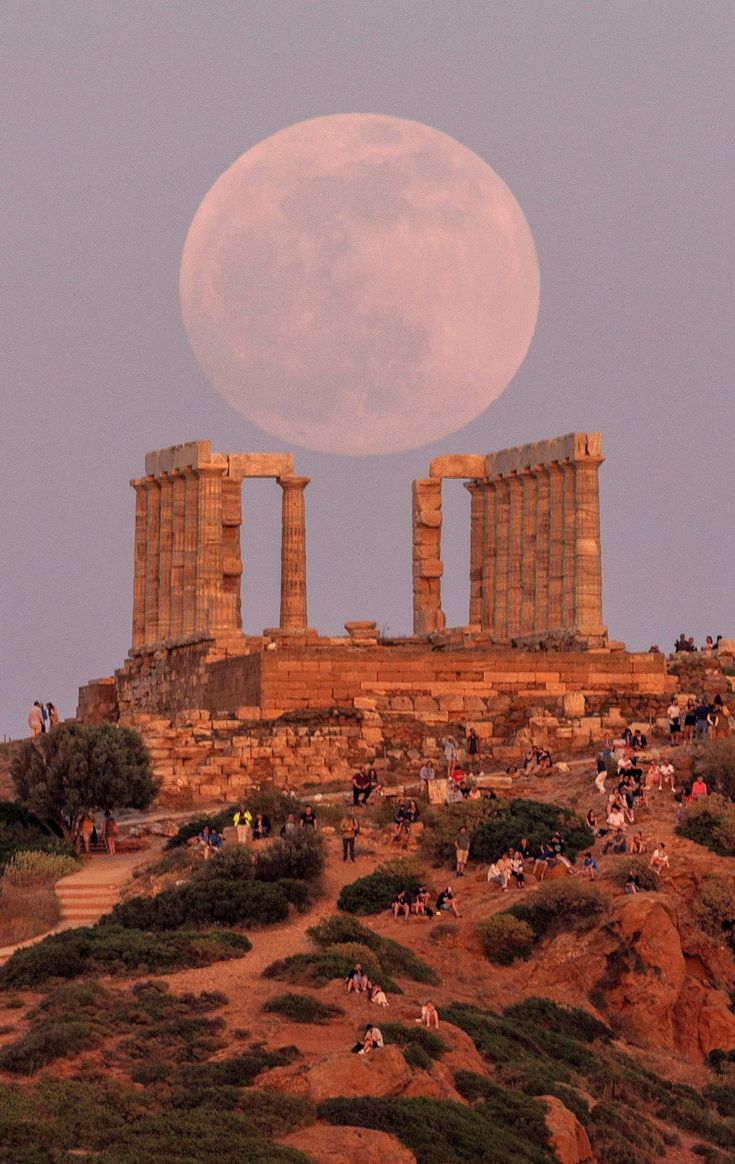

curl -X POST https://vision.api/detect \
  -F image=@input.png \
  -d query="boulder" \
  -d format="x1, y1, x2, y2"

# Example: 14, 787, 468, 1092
542, 1096, 595, 1163
149, 819, 180, 837
281, 1122, 416, 1164
259, 1044, 412, 1103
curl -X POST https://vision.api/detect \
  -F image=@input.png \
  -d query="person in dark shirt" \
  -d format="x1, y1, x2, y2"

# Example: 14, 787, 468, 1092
251, 813, 271, 840
352, 767, 372, 806
436, 886, 461, 917
300, 805, 317, 828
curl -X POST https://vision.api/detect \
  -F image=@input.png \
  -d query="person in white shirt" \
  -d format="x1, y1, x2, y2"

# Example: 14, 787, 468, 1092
658, 761, 676, 792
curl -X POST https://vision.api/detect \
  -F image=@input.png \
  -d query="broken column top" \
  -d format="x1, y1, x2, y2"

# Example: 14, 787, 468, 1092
144, 442, 294, 479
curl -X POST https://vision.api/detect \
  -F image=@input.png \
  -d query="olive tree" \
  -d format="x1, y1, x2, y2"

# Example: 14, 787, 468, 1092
11, 723, 159, 841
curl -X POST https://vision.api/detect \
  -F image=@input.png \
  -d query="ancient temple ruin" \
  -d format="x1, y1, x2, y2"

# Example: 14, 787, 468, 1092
413, 432, 606, 645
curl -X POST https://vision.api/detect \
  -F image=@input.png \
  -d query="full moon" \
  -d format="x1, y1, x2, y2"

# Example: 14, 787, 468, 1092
180, 114, 539, 456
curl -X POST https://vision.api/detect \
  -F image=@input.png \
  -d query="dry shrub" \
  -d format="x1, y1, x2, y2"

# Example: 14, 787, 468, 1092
0, 878, 61, 945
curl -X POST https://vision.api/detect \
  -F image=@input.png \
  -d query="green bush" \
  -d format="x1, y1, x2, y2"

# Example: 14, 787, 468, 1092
337, 871, 421, 914
307, 914, 438, 984
471, 799, 593, 864
507, 878, 604, 940
693, 874, 735, 948
608, 858, 659, 892
136, 847, 198, 879
106, 878, 290, 931
262, 992, 344, 1023
703, 1084, 735, 1119
677, 795, 735, 856
476, 912, 535, 965
0, 925, 250, 989
695, 739, 735, 801
381, 1022, 446, 1059
275, 878, 314, 912
263, 949, 399, 993
192, 844, 254, 881
318, 1094, 555, 1164
0, 1018, 102, 1074
254, 831, 326, 883
502, 998, 611, 1044
420, 799, 501, 862
2, 849, 80, 884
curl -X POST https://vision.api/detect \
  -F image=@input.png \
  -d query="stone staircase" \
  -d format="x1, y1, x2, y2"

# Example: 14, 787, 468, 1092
55, 878, 122, 927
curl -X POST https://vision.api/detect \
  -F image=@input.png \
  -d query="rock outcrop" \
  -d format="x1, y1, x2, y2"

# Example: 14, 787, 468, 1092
542, 1096, 595, 1164
281, 1122, 417, 1164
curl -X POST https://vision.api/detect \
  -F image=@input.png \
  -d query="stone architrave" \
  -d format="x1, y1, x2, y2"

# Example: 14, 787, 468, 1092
279, 476, 310, 631
519, 467, 536, 636
412, 478, 445, 635
464, 480, 484, 626
157, 473, 174, 641
506, 472, 523, 638
143, 475, 161, 645
170, 469, 186, 639
130, 479, 148, 648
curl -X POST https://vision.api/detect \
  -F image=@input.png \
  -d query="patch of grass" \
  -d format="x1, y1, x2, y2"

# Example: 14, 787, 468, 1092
307, 913, 439, 984
381, 1022, 447, 1069
262, 992, 344, 1023
476, 913, 534, 965
502, 997, 612, 1044
263, 949, 400, 994
506, 878, 604, 940
0, 925, 250, 989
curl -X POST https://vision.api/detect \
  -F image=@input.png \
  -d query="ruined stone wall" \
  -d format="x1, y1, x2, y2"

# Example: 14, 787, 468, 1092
115, 637, 260, 717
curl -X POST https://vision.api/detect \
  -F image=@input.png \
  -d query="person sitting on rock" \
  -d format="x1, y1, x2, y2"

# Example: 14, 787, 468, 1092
509, 850, 525, 889
533, 841, 556, 880
658, 761, 676, 793
369, 982, 389, 1007
606, 804, 627, 834
412, 885, 434, 917
436, 885, 461, 917
516, 836, 534, 860
585, 808, 599, 836
624, 870, 642, 895
392, 801, 412, 846
419, 1001, 439, 1028
549, 832, 575, 872
487, 855, 510, 892
346, 963, 369, 994
601, 827, 627, 855
581, 852, 598, 880
419, 759, 436, 793
649, 843, 670, 874
251, 813, 271, 840
352, 766, 372, 806
355, 1024, 384, 1054
629, 831, 646, 854
280, 812, 297, 837
691, 774, 708, 800
392, 889, 411, 920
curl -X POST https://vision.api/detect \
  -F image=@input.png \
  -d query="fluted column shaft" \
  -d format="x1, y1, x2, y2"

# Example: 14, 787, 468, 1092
493, 476, 510, 640
131, 479, 148, 648
195, 464, 226, 633
479, 481, 496, 634
182, 468, 199, 635
547, 462, 564, 631
143, 476, 161, 645
561, 461, 577, 630
465, 480, 484, 626
534, 465, 551, 634
506, 472, 523, 638
519, 467, 536, 636
573, 456, 605, 635
170, 469, 186, 639
279, 476, 310, 631
157, 473, 174, 641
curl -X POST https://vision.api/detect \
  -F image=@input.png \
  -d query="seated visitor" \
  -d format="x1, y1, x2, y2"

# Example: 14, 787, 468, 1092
509, 851, 525, 888
436, 885, 461, 917
352, 766, 372, 806
369, 982, 389, 1007
419, 1001, 439, 1028
412, 885, 434, 917
251, 813, 271, 840
581, 852, 598, 880
280, 812, 297, 837
649, 843, 670, 873
346, 963, 369, 994
516, 836, 533, 860
601, 828, 627, 855
624, 870, 642, 895
487, 854, 511, 891
691, 775, 708, 799
585, 808, 599, 835
629, 831, 646, 854
355, 1024, 383, 1054
392, 889, 411, 920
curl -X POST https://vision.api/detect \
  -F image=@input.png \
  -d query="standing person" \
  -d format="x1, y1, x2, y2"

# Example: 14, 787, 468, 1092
339, 812, 359, 863
300, 805, 317, 829
27, 702, 44, 738
694, 699, 711, 740
667, 699, 682, 745
46, 702, 59, 728
41, 703, 50, 733
466, 727, 480, 769
455, 826, 470, 877
103, 810, 118, 855
443, 736, 458, 780
683, 701, 696, 743
79, 812, 94, 855
233, 806, 252, 843
710, 694, 732, 739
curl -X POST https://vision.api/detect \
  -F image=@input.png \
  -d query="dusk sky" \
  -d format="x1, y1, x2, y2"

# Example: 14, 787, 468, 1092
2, 2, 734, 738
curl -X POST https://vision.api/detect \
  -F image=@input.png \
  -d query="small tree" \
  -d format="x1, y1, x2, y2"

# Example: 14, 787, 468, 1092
11, 724, 159, 842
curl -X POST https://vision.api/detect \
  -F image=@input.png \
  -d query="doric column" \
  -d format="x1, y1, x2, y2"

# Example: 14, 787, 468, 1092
573, 453, 606, 637
519, 467, 537, 636
143, 475, 161, 646
170, 469, 186, 639
479, 481, 496, 634
130, 478, 148, 649
279, 476, 310, 631
506, 472, 523, 639
492, 475, 510, 640
412, 478, 445, 635
221, 477, 243, 631
547, 462, 564, 632
182, 467, 199, 635
534, 465, 551, 635
560, 460, 577, 631
464, 480, 484, 627
195, 462, 227, 633
157, 473, 174, 641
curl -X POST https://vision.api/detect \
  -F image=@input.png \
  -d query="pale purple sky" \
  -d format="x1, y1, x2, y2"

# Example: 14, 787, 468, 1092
2, 2, 734, 737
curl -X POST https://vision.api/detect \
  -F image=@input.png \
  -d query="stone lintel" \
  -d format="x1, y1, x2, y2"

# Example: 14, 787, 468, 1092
484, 432, 603, 479
145, 440, 212, 476
429, 454, 487, 479
228, 452, 295, 479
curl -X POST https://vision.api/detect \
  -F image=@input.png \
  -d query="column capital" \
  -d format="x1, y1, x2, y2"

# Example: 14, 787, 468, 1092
278, 475, 311, 490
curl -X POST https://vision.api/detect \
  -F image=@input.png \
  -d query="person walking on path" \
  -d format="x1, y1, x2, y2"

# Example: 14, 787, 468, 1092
103, 810, 118, 855
339, 812, 359, 863
27, 702, 43, 737
79, 813, 94, 855
46, 702, 59, 728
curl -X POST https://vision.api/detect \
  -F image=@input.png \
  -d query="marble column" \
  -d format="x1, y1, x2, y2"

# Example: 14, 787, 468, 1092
412, 478, 444, 635
534, 465, 551, 635
170, 469, 186, 639
519, 467, 537, 636
221, 477, 243, 631
560, 460, 577, 631
464, 480, 484, 626
143, 475, 161, 646
279, 476, 310, 631
492, 476, 510, 640
195, 463, 226, 633
130, 478, 148, 648
479, 481, 496, 634
573, 454, 606, 636
506, 472, 523, 639
547, 462, 564, 632
157, 473, 174, 641
182, 467, 199, 635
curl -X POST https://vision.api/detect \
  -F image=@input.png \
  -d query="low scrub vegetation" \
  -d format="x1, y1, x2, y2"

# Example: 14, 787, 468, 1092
476, 913, 534, 965
0, 925, 250, 989
263, 947, 399, 993
307, 913, 438, 984
0, 846, 80, 945
694, 739, 735, 801
106, 877, 292, 931
608, 858, 659, 892
677, 795, 735, 856
419, 798, 501, 862
507, 878, 604, 940
470, 799, 593, 864
262, 992, 344, 1023
337, 870, 421, 915
692, 874, 735, 950
381, 1022, 447, 1069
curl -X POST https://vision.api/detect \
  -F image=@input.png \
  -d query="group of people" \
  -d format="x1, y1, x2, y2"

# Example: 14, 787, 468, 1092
231, 804, 318, 845
390, 883, 460, 920
26, 700, 59, 737
667, 695, 731, 744
349, 999, 439, 1053
673, 633, 722, 654
78, 809, 118, 855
